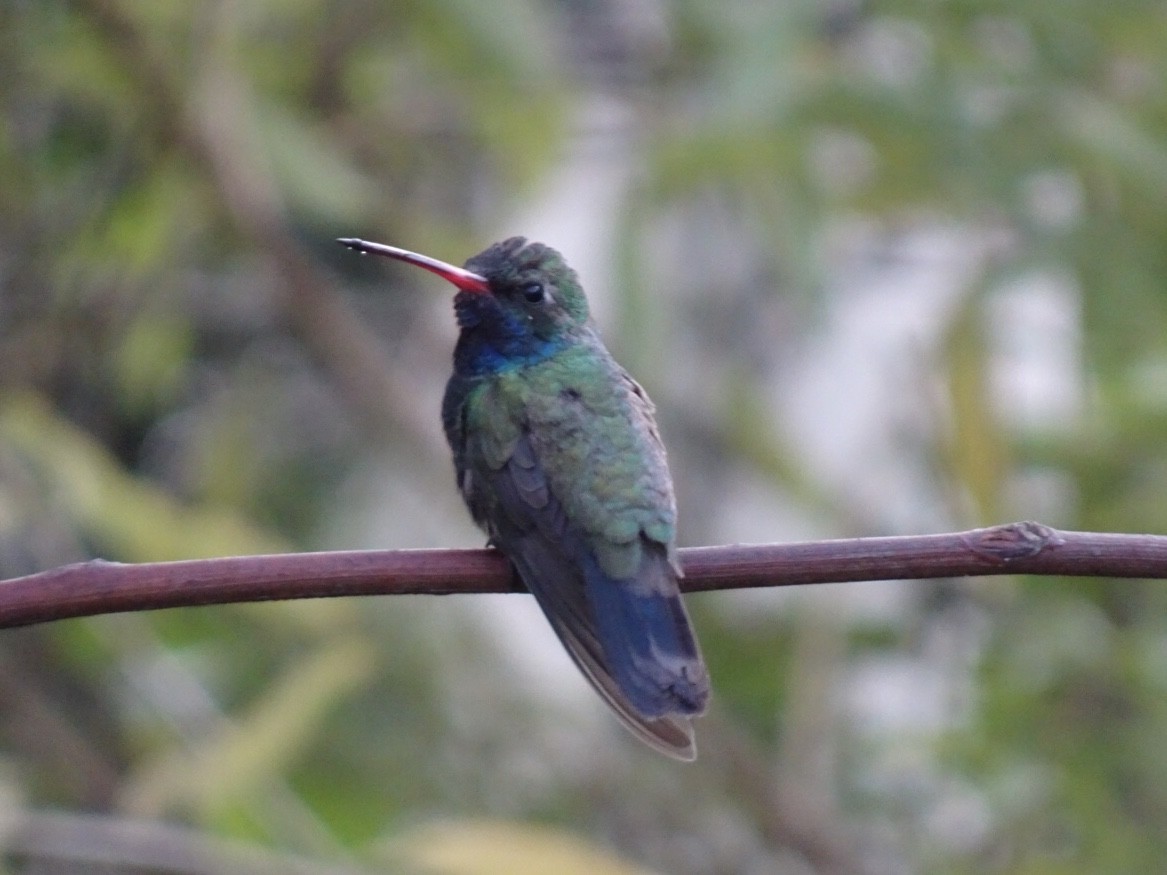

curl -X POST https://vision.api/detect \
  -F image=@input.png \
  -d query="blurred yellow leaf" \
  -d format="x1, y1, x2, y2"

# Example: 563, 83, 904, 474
0, 393, 286, 560
122, 637, 375, 818
396, 820, 659, 875
113, 315, 195, 413
943, 297, 1007, 523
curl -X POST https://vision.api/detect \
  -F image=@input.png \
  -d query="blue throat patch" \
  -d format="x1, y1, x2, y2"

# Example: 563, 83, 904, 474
453, 291, 570, 376
459, 330, 567, 375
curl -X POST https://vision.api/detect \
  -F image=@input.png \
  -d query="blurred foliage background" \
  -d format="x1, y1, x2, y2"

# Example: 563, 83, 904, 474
2, 0, 1167, 872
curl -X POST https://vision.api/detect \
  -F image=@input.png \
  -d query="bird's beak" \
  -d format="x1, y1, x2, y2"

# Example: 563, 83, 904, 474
338, 238, 490, 294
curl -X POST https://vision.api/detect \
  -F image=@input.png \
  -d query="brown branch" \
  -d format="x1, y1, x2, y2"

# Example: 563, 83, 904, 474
1, 522, 1164, 630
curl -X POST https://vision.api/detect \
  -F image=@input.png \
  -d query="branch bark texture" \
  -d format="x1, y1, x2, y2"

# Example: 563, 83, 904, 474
1, 522, 1164, 630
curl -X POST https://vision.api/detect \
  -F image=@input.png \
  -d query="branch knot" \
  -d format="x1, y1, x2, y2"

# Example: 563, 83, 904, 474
962, 521, 1062, 564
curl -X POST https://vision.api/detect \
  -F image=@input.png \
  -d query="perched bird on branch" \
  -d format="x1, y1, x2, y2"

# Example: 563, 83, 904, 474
341, 235, 709, 759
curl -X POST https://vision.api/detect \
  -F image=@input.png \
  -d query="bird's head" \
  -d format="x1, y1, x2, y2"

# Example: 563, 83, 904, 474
339, 236, 591, 367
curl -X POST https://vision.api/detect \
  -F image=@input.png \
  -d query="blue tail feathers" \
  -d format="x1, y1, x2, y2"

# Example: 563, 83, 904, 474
582, 547, 709, 718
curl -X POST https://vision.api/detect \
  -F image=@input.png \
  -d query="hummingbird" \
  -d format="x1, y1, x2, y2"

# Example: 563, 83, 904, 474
339, 235, 710, 759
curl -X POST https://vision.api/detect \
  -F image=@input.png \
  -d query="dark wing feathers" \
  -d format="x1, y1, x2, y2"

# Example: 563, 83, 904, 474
504, 531, 697, 758
484, 433, 708, 760
582, 547, 708, 717
506, 433, 549, 508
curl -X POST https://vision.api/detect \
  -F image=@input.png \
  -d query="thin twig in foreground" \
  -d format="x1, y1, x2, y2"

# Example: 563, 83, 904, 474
0, 522, 1163, 630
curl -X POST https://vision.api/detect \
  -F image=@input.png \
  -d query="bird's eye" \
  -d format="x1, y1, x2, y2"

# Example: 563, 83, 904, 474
521, 282, 545, 303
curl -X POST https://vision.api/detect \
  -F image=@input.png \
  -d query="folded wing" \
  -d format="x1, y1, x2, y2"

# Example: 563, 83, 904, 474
486, 433, 708, 760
